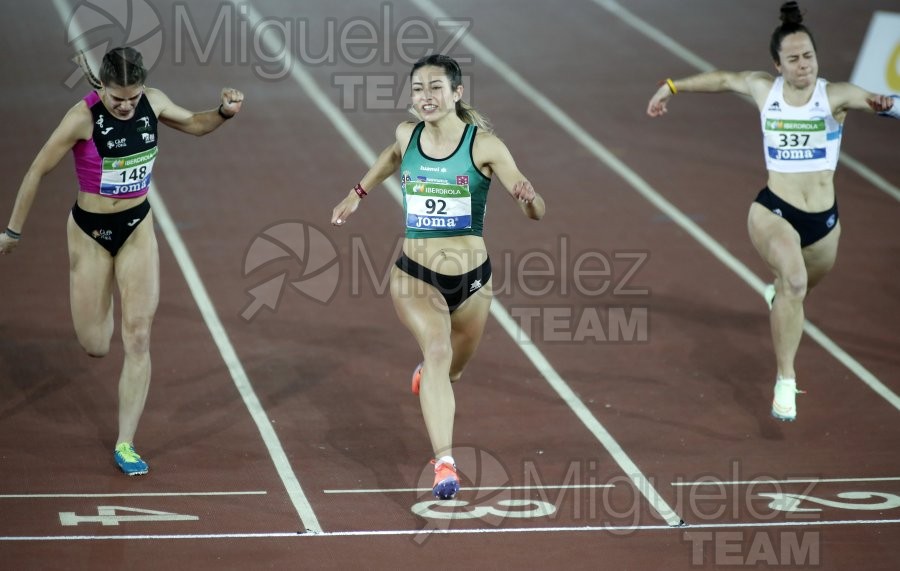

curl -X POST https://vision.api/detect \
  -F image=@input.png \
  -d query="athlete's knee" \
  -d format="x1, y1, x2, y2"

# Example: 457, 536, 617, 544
423, 340, 452, 368
121, 317, 153, 355
78, 334, 111, 358
778, 272, 808, 301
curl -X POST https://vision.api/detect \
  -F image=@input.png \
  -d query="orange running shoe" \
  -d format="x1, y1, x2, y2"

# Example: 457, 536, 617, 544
411, 363, 423, 395
431, 459, 460, 500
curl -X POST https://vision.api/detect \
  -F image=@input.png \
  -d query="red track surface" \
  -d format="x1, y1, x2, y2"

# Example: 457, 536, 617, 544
1, 1, 898, 569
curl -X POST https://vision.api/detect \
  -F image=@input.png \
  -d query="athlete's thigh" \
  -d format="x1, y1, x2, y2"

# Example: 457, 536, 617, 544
802, 221, 841, 288
67, 212, 115, 329
390, 265, 452, 349
450, 279, 492, 344
448, 280, 492, 375
747, 203, 805, 277
114, 213, 160, 324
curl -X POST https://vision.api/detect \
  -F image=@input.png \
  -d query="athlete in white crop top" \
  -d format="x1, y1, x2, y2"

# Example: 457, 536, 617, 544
647, 1, 895, 422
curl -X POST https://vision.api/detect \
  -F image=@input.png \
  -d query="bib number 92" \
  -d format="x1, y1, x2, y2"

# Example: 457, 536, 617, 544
424, 199, 447, 215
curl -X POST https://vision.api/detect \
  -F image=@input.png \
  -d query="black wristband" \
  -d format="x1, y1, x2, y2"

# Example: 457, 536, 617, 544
5, 227, 21, 240
217, 104, 233, 120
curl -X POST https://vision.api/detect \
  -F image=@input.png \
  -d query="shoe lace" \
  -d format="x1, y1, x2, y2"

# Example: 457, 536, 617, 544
432, 459, 457, 478
116, 443, 142, 462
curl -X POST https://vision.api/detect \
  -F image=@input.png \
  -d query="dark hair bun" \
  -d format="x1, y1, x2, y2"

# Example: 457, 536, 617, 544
780, 1, 803, 26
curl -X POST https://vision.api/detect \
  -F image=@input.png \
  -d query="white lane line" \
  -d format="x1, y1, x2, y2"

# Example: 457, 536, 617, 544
673, 476, 900, 487
235, 0, 680, 528
324, 484, 615, 494
591, 0, 900, 203
2, 517, 899, 541
148, 194, 322, 534
412, 0, 900, 415
50, 0, 322, 535
0, 492, 267, 499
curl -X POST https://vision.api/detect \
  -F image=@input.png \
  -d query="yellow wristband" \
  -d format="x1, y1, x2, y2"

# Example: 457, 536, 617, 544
666, 78, 678, 95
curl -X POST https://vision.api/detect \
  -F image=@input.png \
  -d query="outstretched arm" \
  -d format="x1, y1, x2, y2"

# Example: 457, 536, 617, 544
331, 123, 409, 226
476, 133, 545, 221
1, 102, 90, 254
148, 87, 244, 136
827, 82, 897, 119
647, 70, 774, 117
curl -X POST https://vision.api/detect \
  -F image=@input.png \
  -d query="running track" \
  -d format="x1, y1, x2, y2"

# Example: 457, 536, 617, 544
1, 1, 897, 569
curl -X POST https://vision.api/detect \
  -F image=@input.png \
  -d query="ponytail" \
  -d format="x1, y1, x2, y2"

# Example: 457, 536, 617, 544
455, 100, 492, 133
76, 50, 102, 89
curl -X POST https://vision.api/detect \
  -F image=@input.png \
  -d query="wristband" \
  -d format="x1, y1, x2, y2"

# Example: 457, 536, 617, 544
218, 104, 233, 120
5, 227, 21, 240
354, 183, 367, 198
665, 78, 678, 95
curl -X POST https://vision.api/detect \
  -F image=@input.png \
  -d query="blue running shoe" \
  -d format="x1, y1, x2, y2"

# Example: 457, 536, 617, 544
114, 442, 149, 476
431, 459, 459, 500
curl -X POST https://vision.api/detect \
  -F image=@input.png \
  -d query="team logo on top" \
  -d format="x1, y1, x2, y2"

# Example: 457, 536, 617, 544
768, 102, 781, 111
141, 133, 155, 144
456, 175, 469, 185
136, 116, 151, 131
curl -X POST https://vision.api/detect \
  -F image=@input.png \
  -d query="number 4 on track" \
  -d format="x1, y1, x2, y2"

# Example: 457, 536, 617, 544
59, 505, 199, 526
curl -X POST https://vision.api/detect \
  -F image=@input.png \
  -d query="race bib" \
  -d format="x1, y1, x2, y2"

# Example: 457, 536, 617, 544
100, 147, 158, 196
405, 180, 472, 231
764, 118, 827, 161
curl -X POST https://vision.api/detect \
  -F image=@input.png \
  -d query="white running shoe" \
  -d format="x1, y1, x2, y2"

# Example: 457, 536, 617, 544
764, 284, 776, 311
771, 378, 803, 422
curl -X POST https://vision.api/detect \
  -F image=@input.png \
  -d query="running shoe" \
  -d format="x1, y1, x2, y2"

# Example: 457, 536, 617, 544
771, 378, 803, 422
764, 283, 776, 311
114, 442, 149, 476
411, 362, 423, 396
431, 459, 460, 500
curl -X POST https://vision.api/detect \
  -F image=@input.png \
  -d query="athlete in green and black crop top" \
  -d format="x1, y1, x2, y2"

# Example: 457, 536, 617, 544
331, 54, 545, 501
400, 121, 491, 238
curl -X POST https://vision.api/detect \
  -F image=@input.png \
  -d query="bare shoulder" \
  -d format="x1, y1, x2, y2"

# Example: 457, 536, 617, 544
472, 129, 507, 160
395, 120, 417, 138
746, 71, 775, 88
746, 71, 775, 94
62, 97, 94, 140
143, 87, 173, 115
395, 120, 418, 149
825, 80, 866, 99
